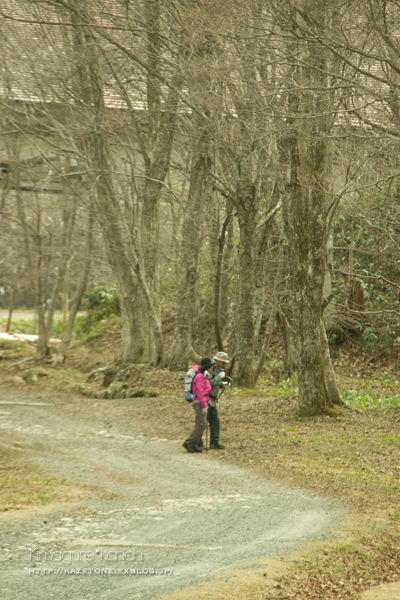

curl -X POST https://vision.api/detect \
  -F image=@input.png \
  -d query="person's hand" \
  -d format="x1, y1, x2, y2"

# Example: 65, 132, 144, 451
219, 371, 226, 379
202, 408, 207, 416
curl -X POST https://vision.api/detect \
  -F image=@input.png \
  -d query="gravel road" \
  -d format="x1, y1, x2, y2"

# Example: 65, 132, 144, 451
0, 389, 344, 599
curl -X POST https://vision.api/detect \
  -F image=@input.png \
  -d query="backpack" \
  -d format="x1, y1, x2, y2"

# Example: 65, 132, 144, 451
183, 366, 200, 402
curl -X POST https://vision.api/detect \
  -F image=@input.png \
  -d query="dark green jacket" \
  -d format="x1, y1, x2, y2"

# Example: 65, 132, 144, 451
208, 364, 225, 401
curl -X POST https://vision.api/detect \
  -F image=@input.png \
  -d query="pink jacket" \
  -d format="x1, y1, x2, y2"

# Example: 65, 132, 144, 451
192, 370, 211, 409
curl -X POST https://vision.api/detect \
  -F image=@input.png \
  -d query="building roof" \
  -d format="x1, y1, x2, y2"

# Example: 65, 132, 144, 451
0, 0, 158, 110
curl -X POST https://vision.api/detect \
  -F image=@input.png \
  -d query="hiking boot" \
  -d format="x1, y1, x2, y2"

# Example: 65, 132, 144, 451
193, 445, 203, 453
197, 439, 204, 448
209, 442, 225, 450
182, 441, 195, 453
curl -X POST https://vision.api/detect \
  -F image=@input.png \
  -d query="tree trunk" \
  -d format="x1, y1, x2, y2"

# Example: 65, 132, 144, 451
322, 231, 336, 331
69, 0, 165, 366
234, 189, 258, 387
282, 0, 335, 416
14, 158, 49, 358
254, 242, 283, 383
63, 273, 68, 326
253, 287, 265, 353
44, 198, 77, 351
225, 11, 264, 387
130, 182, 160, 363
128, 0, 181, 364
321, 322, 344, 406
253, 207, 280, 351
52, 205, 94, 367
6, 266, 20, 333
37, 302, 50, 358
220, 216, 234, 345
168, 118, 210, 371
45, 264, 67, 345
213, 206, 233, 352
277, 309, 297, 375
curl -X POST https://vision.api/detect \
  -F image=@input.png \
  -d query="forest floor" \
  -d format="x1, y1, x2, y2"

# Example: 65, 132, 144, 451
0, 324, 400, 599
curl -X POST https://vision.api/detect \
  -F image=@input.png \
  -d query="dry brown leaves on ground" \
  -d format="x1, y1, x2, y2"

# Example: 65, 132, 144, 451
270, 536, 400, 599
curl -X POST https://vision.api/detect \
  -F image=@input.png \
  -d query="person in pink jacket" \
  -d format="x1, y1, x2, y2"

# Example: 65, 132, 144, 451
183, 357, 214, 453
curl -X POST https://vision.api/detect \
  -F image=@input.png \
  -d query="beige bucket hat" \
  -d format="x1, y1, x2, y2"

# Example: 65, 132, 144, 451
212, 351, 230, 364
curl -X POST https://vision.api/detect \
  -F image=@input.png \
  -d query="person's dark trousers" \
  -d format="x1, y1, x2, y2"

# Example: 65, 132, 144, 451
185, 401, 206, 447
207, 403, 220, 445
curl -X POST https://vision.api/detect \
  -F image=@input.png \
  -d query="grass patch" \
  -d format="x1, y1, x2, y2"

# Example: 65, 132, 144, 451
127, 388, 159, 398
0, 338, 27, 351
36, 367, 86, 391
0, 318, 36, 335
0, 317, 65, 338
0, 447, 74, 512
343, 388, 400, 409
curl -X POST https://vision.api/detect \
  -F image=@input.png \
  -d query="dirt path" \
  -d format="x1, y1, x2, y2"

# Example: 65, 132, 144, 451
0, 388, 343, 600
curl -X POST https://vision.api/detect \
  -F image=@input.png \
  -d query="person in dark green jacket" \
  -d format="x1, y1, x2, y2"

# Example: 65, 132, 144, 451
207, 351, 230, 449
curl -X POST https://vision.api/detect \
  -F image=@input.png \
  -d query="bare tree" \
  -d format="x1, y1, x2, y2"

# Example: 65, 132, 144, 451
269, 0, 341, 415
52, 200, 94, 366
